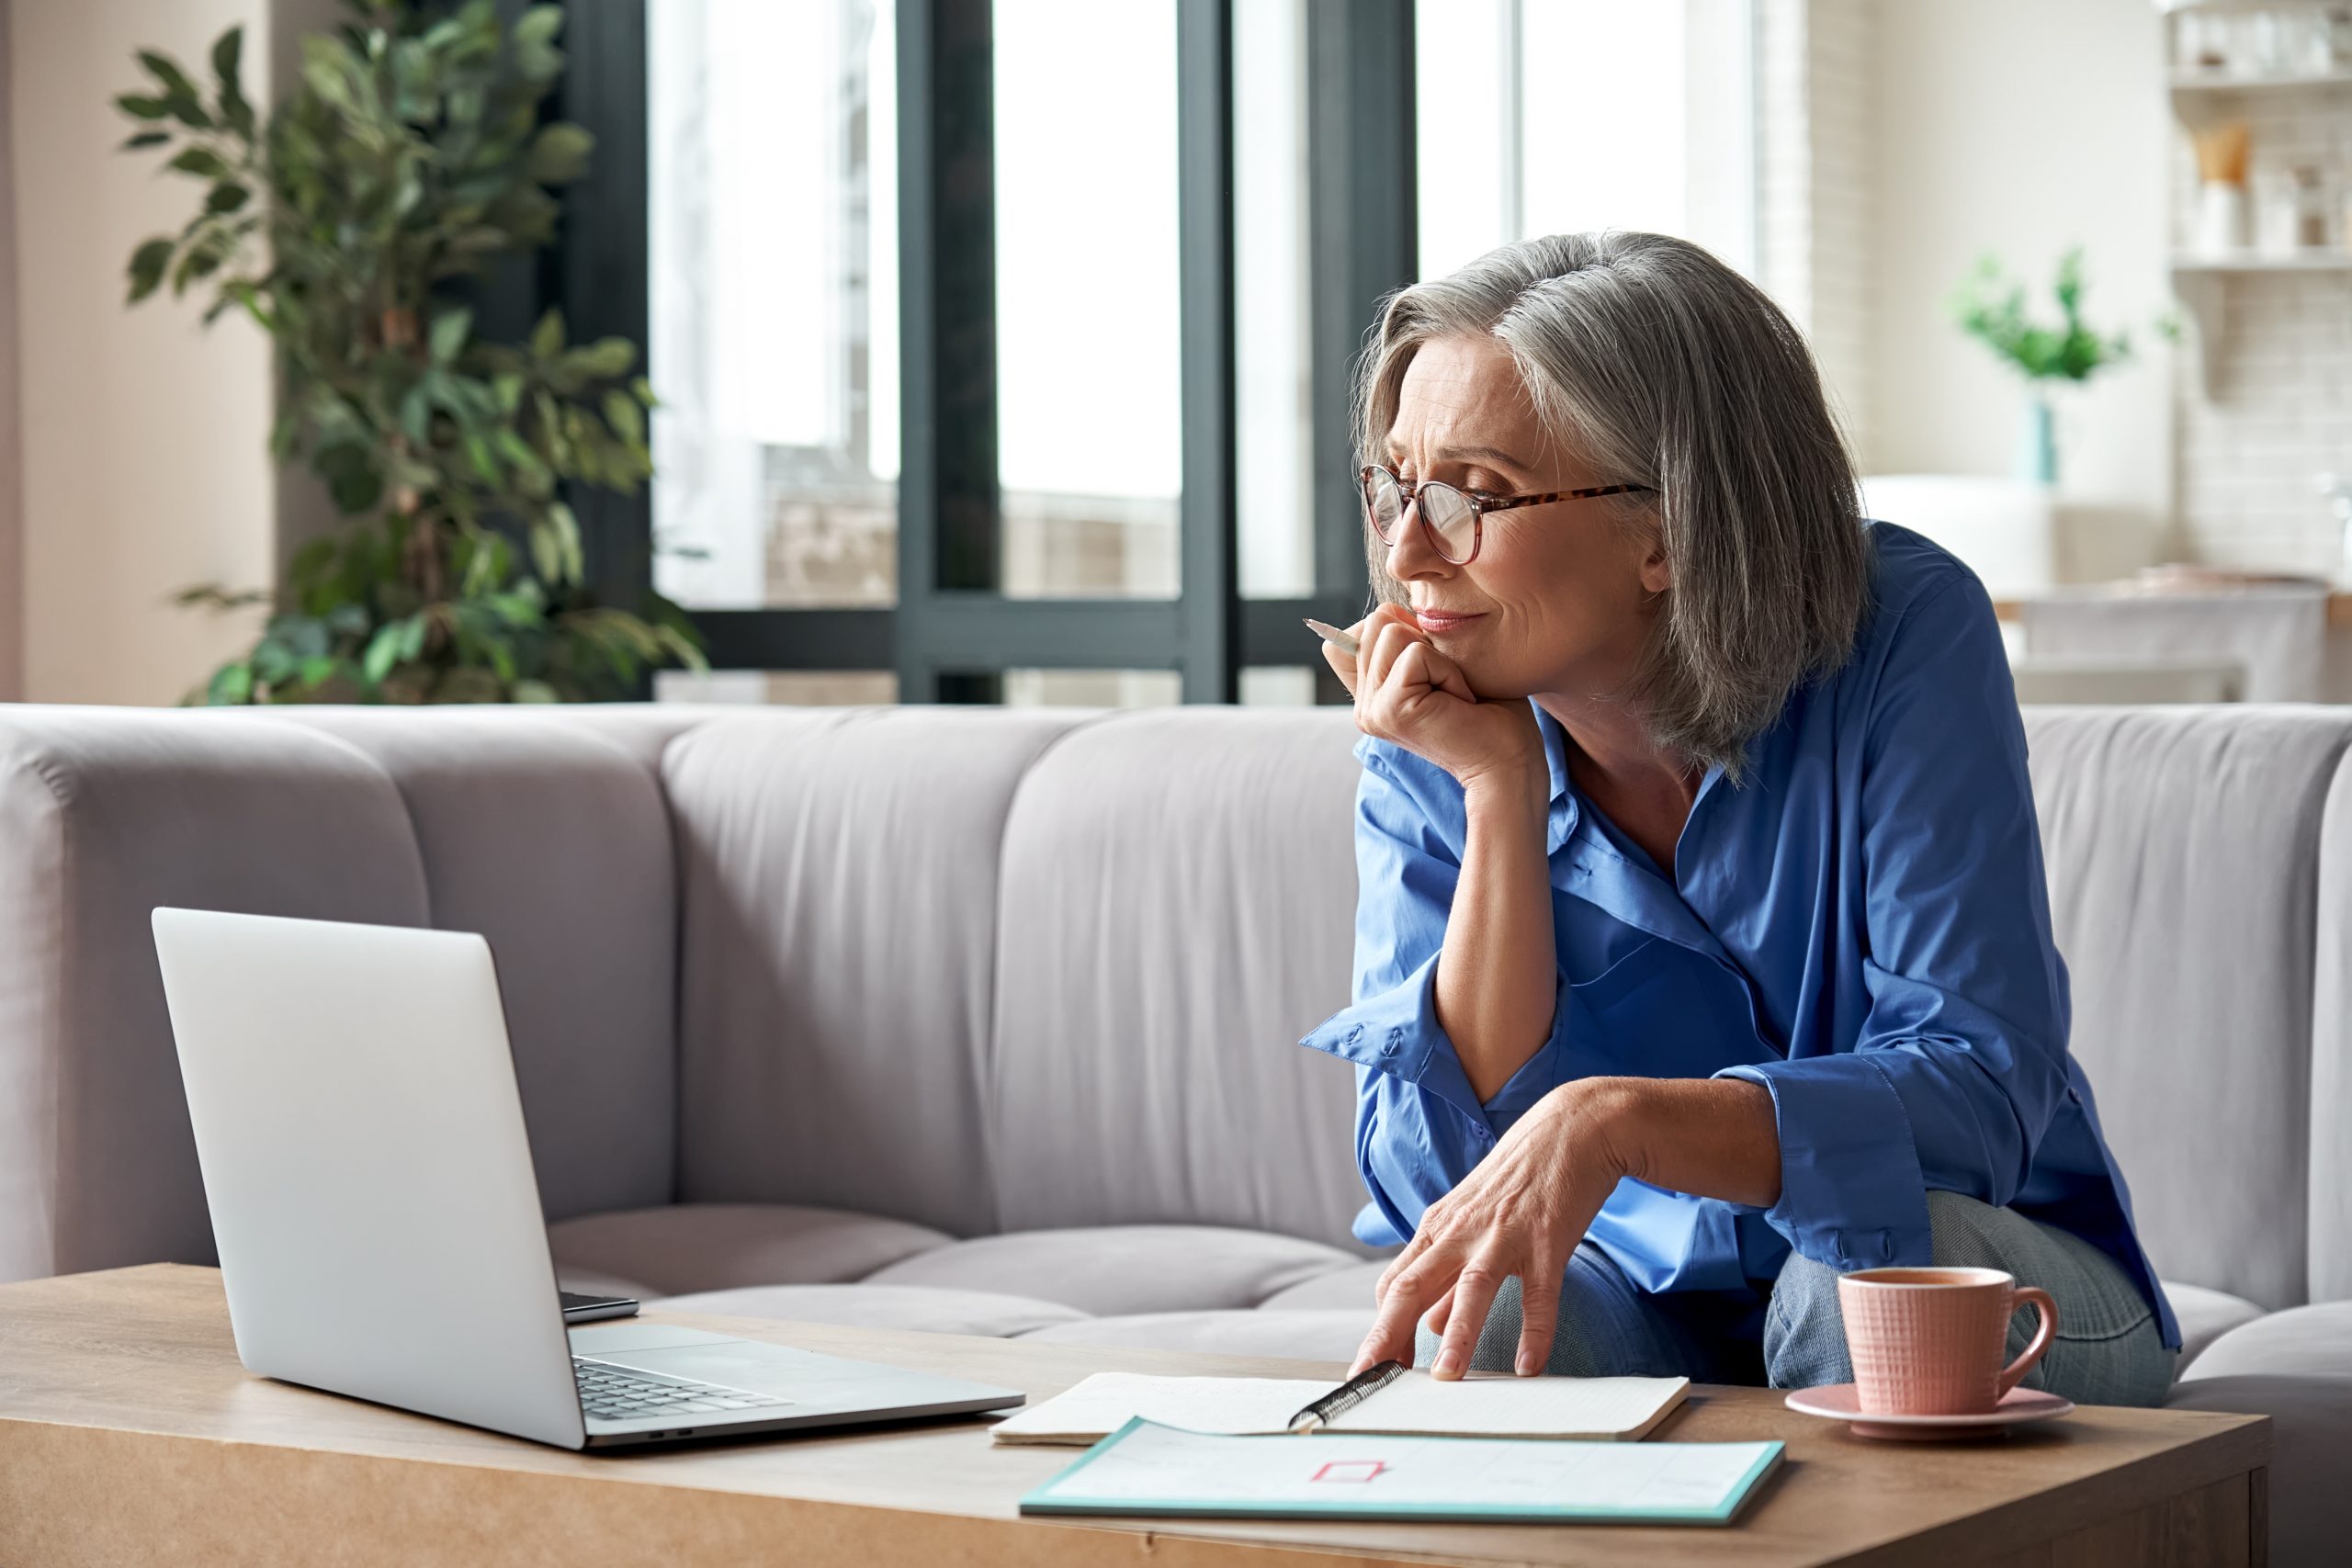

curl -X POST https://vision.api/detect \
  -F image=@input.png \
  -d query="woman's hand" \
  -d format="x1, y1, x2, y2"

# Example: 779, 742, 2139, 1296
1322, 604, 1543, 795
1349, 1078, 1636, 1380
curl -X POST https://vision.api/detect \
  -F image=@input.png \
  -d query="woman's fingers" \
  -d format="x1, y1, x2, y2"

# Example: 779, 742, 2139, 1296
1351, 1254, 1446, 1375
1423, 1282, 1457, 1338
1513, 1257, 1565, 1379
1430, 1252, 1510, 1381
1320, 637, 1358, 695
1363, 618, 1421, 696
1371, 1227, 1431, 1309
1387, 639, 1477, 706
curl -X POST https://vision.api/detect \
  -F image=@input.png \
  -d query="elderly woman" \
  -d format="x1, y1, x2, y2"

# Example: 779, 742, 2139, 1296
1301, 231, 2178, 1404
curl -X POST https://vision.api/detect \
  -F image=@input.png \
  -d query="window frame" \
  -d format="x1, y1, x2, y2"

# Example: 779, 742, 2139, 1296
551, 0, 1415, 704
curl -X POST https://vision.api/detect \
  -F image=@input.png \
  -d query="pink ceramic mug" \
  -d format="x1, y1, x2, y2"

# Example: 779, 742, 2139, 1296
1837, 1267, 2058, 1416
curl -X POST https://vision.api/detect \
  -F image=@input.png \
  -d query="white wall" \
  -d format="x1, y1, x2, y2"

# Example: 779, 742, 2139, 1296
0, 0, 22, 702
9, 0, 282, 705
1862, 0, 2174, 536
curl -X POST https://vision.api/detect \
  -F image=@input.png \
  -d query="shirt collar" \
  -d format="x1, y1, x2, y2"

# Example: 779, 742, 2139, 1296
1526, 695, 1745, 964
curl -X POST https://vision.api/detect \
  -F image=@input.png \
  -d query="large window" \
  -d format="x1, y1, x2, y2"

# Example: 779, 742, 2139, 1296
648, 0, 899, 611
579, 2, 1752, 707
1415, 0, 1757, 280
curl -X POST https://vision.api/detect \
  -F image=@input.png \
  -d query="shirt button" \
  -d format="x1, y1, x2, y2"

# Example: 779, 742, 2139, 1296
1876, 1231, 1895, 1259
1381, 1028, 1403, 1059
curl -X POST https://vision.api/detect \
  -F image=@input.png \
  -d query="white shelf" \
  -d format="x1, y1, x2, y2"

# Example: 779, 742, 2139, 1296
2169, 67, 2352, 91
2172, 251, 2352, 272
2169, 256, 2352, 399
2156, 0, 2335, 14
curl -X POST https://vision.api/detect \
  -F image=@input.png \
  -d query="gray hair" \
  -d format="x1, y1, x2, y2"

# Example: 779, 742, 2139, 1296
1352, 231, 1871, 777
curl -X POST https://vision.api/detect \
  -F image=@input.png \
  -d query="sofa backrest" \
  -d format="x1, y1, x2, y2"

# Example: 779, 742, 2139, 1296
662, 706, 1087, 1238
3, 700, 2348, 1305
986, 707, 1368, 1248
2023, 705, 2352, 1311
0, 705, 690, 1284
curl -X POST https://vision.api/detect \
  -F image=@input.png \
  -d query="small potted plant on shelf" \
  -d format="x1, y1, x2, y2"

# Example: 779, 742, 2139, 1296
116, 0, 704, 704
1946, 247, 2170, 491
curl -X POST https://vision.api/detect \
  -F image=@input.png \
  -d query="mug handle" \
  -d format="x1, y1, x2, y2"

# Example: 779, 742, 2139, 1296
1996, 1286, 2060, 1397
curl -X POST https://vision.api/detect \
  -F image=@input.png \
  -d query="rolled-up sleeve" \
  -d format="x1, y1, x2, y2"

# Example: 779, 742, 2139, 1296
1714, 573, 2072, 1272
1299, 740, 1569, 1246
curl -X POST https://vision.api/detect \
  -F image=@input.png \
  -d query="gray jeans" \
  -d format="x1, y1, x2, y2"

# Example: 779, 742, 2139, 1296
1414, 1191, 2178, 1407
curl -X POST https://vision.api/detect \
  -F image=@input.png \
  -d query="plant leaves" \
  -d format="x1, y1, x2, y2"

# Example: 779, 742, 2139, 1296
137, 50, 200, 102
205, 182, 249, 215
168, 146, 232, 180
428, 307, 472, 365
211, 27, 254, 137
602, 388, 643, 445
115, 94, 171, 120
529, 308, 564, 357
120, 130, 172, 151
127, 237, 175, 302
362, 622, 404, 684
523, 122, 594, 185
513, 6, 565, 49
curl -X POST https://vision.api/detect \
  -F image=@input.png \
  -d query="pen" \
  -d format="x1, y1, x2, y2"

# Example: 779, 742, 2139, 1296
1287, 1358, 1407, 1433
1303, 617, 1360, 658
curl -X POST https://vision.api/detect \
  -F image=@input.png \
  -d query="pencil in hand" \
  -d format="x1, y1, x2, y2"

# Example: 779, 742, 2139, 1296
1304, 618, 1359, 658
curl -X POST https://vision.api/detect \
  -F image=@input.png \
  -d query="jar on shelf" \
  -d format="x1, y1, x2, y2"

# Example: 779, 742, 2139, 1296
2257, 166, 2331, 254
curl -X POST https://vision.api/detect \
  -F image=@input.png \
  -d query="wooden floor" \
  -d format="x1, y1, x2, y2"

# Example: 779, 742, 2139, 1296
0, 1265, 2270, 1567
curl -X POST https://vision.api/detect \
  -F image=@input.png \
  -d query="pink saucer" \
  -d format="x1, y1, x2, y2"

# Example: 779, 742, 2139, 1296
1783, 1382, 2075, 1441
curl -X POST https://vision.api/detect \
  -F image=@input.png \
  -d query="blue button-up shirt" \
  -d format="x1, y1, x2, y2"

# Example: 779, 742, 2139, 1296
1299, 523, 2179, 1350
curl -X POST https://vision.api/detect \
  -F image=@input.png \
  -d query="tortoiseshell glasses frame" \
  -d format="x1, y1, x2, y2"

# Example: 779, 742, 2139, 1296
1360, 463, 1656, 566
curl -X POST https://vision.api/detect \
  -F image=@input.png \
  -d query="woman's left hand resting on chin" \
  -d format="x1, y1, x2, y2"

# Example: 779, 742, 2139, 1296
1351, 1075, 1785, 1381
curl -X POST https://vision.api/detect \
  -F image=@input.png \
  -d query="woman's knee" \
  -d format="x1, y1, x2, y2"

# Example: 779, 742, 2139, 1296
1411, 1252, 1706, 1379
1761, 1249, 1850, 1389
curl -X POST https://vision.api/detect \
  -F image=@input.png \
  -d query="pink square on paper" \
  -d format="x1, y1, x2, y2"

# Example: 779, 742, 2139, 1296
1310, 1460, 1387, 1483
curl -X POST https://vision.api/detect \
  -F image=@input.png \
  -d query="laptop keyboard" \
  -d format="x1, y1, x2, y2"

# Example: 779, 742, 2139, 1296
572, 1355, 791, 1422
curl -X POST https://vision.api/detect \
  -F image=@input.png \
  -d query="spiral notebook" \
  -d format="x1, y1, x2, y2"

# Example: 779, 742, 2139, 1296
989, 1369, 1690, 1446
1019, 1418, 1783, 1525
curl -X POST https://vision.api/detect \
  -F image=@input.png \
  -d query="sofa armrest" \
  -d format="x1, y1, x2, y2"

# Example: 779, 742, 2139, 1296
0, 708, 428, 1283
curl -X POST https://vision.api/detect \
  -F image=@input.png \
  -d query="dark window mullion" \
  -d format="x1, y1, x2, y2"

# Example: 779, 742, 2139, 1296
1307, 0, 1416, 641
1177, 0, 1239, 703
897, 0, 1003, 701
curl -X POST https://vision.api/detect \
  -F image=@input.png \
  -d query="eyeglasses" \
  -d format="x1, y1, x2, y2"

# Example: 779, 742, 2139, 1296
1360, 463, 1655, 566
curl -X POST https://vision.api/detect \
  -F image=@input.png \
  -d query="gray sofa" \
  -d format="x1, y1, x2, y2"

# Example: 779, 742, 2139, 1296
1, 701, 2347, 1559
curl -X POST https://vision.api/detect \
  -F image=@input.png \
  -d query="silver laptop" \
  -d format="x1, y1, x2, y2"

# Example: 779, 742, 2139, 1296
151, 907, 1024, 1450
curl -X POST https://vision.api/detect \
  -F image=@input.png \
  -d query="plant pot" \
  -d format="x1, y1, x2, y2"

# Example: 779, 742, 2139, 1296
2015, 394, 2058, 489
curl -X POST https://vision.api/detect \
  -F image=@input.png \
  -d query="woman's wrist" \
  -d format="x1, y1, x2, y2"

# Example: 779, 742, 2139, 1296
1556, 1077, 1650, 1184
1459, 753, 1549, 829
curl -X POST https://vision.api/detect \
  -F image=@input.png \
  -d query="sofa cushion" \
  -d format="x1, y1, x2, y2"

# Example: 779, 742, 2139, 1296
547, 1203, 953, 1297
653, 1283, 1088, 1339
2024, 707, 2352, 1312
862, 1225, 1362, 1314
1020, 1310, 1368, 1364
2177, 1301, 2352, 1382
2164, 1281, 2269, 1371
664, 708, 1090, 1236
987, 708, 1372, 1248
2165, 1375, 2352, 1568
1257, 1259, 1390, 1311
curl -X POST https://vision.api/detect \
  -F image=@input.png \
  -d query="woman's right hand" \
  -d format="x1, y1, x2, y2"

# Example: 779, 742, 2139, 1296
1323, 604, 1544, 795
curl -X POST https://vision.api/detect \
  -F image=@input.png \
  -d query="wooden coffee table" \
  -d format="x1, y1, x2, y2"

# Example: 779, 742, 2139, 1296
0, 1265, 2267, 1566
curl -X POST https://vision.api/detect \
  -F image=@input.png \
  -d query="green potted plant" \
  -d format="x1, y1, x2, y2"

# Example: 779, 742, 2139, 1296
117, 0, 704, 704
1946, 247, 2168, 491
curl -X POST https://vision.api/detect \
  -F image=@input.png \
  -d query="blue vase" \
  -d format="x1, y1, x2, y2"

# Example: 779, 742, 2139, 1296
2016, 394, 2057, 489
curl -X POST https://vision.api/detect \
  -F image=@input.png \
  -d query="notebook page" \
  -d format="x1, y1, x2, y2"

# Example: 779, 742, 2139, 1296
1329, 1371, 1689, 1438
990, 1372, 1334, 1444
